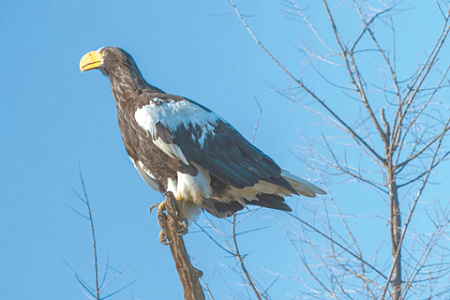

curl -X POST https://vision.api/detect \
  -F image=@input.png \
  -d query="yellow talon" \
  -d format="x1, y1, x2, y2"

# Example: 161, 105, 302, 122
149, 202, 166, 214
159, 230, 168, 245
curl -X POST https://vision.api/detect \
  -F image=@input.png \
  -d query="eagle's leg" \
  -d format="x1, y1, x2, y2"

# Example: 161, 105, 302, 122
150, 193, 188, 245
158, 229, 168, 245
177, 218, 189, 236
163, 192, 188, 236
149, 201, 166, 215
150, 201, 170, 245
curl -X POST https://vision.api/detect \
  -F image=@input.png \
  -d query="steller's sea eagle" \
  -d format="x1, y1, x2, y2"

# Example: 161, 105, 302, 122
80, 47, 325, 219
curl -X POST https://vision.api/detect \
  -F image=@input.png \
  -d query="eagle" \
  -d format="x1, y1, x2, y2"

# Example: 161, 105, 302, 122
80, 47, 325, 219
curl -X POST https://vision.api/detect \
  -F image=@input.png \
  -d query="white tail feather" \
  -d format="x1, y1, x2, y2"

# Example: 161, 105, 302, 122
281, 169, 326, 198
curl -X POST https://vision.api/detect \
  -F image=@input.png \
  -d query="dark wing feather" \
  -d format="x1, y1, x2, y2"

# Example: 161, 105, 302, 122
155, 121, 173, 143
201, 193, 291, 219
173, 117, 296, 193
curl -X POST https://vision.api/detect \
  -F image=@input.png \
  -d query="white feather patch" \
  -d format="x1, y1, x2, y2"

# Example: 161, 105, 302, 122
281, 169, 326, 197
223, 180, 293, 205
153, 137, 189, 165
164, 164, 212, 205
217, 171, 325, 204
166, 175, 204, 221
177, 164, 212, 205
167, 178, 177, 195
134, 98, 220, 151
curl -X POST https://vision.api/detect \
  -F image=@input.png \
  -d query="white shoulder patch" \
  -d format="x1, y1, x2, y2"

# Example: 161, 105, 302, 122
135, 99, 221, 160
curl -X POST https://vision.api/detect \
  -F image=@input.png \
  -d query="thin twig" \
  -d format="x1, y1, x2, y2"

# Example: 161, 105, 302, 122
251, 97, 263, 144
286, 212, 387, 280
227, 0, 386, 164
79, 172, 100, 300
232, 214, 264, 300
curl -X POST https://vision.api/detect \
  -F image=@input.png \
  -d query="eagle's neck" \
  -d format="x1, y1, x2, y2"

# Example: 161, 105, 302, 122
108, 65, 163, 105
108, 66, 148, 103
108, 66, 164, 139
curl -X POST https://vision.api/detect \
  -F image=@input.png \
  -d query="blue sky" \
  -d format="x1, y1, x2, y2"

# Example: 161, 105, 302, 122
1, 1, 449, 299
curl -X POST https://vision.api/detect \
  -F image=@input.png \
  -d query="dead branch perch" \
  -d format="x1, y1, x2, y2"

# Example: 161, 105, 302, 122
154, 193, 205, 300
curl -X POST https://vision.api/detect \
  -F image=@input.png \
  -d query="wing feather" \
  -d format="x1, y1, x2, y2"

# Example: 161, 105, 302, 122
134, 96, 300, 194
173, 116, 296, 192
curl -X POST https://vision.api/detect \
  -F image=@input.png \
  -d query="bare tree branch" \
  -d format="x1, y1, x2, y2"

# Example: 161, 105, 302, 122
154, 193, 205, 300
228, 1, 450, 298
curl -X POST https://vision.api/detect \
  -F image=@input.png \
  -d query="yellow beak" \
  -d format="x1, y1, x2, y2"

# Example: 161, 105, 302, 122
80, 50, 104, 72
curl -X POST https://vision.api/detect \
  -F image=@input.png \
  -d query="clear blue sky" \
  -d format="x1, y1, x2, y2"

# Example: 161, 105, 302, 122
1, 1, 448, 299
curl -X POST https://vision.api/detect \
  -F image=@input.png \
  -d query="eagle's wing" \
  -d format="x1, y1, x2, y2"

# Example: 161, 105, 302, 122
174, 112, 295, 191
134, 96, 296, 193
135, 95, 326, 204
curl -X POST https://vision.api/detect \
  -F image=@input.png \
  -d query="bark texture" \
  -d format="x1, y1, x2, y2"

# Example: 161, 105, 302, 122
156, 194, 205, 300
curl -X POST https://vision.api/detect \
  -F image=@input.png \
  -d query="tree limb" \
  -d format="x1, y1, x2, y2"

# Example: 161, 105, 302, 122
156, 193, 205, 300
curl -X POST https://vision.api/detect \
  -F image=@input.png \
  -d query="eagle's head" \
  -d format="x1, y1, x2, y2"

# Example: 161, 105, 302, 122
80, 47, 139, 77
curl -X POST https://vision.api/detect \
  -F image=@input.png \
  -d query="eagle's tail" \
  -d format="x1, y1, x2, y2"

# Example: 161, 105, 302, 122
201, 170, 326, 218
281, 169, 326, 198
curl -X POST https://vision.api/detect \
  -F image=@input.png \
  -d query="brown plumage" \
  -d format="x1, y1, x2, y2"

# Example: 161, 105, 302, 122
80, 47, 326, 219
